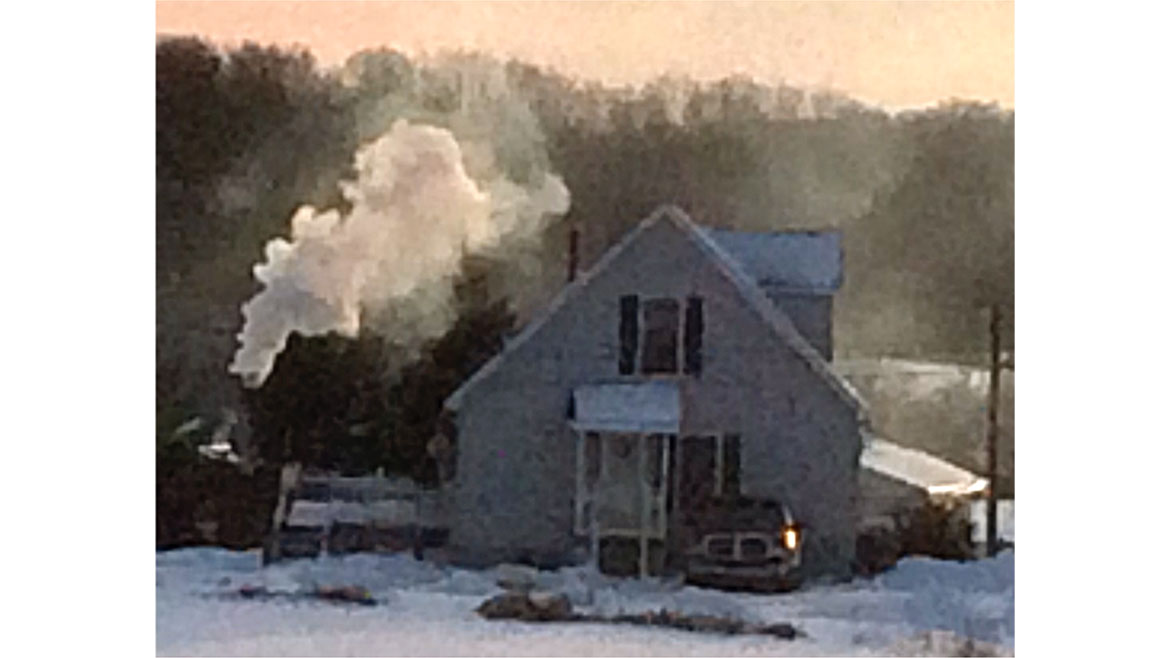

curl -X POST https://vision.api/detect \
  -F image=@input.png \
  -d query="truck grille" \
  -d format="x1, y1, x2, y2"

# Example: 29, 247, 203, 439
707, 536, 734, 557
739, 537, 768, 560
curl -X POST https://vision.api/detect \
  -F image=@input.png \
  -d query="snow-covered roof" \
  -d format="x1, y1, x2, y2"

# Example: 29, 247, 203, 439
197, 440, 240, 464
571, 381, 680, 433
702, 228, 843, 293
446, 205, 865, 418
861, 438, 988, 497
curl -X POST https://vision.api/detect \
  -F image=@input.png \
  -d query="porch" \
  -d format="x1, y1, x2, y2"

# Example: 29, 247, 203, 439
569, 381, 740, 578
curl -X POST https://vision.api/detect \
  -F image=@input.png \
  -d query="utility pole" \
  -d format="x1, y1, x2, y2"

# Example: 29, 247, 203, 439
985, 303, 1002, 557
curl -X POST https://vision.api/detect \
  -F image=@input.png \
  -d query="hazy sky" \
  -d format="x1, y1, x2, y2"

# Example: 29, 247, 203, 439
156, 1, 1013, 110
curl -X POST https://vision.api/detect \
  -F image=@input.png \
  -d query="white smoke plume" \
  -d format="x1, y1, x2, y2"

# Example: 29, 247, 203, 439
229, 119, 570, 387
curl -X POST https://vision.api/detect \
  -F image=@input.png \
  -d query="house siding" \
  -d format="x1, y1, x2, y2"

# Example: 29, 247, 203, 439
447, 215, 861, 579
761, 289, 834, 361
857, 467, 928, 523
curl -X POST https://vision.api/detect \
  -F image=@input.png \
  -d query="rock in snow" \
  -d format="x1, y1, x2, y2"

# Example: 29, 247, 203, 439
476, 591, 574, 622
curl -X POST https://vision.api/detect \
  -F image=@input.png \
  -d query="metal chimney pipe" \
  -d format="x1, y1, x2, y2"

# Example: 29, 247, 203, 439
567, 223, 580, 283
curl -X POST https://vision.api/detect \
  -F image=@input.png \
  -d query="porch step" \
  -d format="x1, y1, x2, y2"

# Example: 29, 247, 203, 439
599, 536, 667, 577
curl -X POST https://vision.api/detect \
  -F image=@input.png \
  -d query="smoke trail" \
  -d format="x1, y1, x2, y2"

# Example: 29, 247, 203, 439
229, 119, 570, 387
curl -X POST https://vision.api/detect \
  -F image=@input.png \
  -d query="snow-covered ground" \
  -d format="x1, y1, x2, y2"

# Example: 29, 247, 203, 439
157, 548, 1013, 656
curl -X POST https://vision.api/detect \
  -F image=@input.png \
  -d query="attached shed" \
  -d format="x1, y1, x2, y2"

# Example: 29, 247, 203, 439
859, 437, 989, 525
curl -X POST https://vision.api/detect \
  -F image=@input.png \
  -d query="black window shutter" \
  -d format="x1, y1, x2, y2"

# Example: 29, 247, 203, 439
619, 295, 639, 374
684, 296, 704, 375
722, 434, 741, 497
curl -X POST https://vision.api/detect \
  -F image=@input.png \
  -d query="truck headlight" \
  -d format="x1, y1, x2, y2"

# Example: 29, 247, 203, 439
782, 526, 799, 551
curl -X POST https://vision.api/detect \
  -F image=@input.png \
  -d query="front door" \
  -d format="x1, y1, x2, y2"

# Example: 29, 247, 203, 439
674, 435, 717, 513
575, 433, 672, 539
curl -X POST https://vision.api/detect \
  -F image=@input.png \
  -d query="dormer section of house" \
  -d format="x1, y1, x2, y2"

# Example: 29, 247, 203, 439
702, 228, 842, 361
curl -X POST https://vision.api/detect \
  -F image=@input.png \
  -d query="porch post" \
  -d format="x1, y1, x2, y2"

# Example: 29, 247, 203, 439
638, 433, 650, 579
592, 433, 605, 572
574, 429, 586, 537
671, 436, 682, 532
658, 436, 671, 538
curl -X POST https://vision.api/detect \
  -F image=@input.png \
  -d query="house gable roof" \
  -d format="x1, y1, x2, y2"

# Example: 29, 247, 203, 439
445, 205, 866, 418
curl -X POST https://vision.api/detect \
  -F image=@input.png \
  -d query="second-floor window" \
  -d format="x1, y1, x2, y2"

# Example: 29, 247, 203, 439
642, 298, 680, 373
619, 295, 703, 376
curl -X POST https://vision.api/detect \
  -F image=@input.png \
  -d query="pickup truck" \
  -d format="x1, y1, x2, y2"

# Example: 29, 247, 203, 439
681, 496, 803, 592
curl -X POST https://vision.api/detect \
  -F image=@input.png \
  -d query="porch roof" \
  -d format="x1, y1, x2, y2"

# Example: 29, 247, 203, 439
570, 381, 680, 434
861, 437, 989, 497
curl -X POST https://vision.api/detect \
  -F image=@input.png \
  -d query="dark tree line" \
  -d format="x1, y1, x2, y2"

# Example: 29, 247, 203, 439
156, 37, 1013, 546
840, 103, 1014, 358
245, 259, 514, 483
156, 37, 358, 432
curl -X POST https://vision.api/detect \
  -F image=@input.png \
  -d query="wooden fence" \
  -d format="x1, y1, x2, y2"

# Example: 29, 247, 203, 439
273, 473, 448, 560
